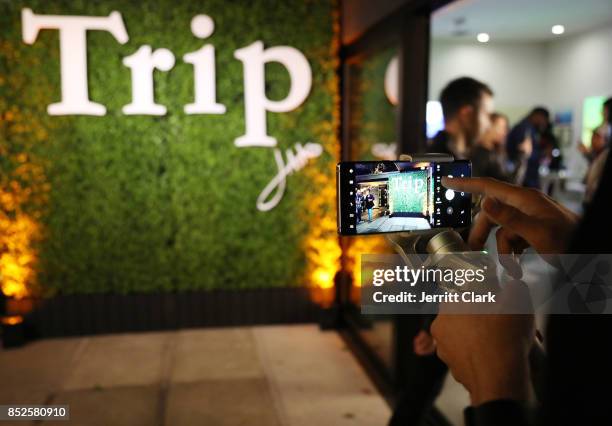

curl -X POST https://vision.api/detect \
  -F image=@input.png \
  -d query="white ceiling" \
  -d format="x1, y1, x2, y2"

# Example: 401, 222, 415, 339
433, 0, 612, 42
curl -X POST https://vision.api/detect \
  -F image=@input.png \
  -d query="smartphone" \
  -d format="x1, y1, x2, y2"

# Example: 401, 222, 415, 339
337, 160, 471, 235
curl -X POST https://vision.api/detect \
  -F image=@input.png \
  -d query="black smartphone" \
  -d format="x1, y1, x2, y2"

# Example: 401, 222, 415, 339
337, 160, 471, 235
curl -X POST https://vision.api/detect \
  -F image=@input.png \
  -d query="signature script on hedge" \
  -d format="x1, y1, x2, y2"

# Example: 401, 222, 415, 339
257, 143, 323, 211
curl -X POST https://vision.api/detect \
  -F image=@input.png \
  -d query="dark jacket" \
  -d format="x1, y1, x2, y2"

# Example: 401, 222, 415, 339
507, 119, 540, 188
470, 145, 510, 182
470, 145, 527, 184
365, 194, 375, 209
428, 130, 453, 156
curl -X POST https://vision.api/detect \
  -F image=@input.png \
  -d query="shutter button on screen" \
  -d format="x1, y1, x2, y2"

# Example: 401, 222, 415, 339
445, 189, 455, 201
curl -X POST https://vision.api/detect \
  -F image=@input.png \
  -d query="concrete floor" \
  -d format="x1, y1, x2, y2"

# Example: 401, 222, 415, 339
356, 216, 430, 234
0, 325, 391, 426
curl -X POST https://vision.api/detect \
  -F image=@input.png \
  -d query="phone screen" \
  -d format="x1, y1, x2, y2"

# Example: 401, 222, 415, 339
337, 160, 471, 235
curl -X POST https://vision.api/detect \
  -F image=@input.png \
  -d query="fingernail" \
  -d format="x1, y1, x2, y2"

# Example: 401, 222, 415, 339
482, 197, 501, 215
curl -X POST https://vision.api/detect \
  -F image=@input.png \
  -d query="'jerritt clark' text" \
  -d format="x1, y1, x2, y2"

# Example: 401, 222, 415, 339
373, 291, 496, 303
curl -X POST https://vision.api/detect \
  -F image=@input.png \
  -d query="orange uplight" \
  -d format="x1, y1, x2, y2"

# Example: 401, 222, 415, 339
1, 108, 48, 300
1, 315, 24, 326
304, 213, 342, 307
0, 212, 41, 299
313, 268, 333, 289
344, 235, 390, 304
301, 3, 342, 308
310, 265, 336, 308
345, 236, 389, 287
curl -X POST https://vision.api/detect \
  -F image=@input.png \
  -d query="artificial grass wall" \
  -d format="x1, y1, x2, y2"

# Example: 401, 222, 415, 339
0, 0, 339, 294
349, 46, 397, 161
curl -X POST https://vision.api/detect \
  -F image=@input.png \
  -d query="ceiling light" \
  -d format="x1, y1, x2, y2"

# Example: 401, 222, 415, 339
477, 33, 490, 43
552, 25, 565, 35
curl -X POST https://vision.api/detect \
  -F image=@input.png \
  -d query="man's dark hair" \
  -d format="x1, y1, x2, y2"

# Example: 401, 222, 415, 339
529, 106, 550, 119
439, 77, 493, 120
603, 97, 612, 124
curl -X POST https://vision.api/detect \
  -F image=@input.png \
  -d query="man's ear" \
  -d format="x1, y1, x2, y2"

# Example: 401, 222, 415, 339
457, 104, 474, 124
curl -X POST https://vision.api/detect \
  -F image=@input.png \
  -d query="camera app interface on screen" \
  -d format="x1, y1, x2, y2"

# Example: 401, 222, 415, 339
339, 160, 471, 235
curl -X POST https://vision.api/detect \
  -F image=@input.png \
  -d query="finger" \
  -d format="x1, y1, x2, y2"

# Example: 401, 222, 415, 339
495, 227, 525, 279
442, 177, 538, 211
468, 210, 496, 251
481, 196, 543, 249
495, 226, 529, 256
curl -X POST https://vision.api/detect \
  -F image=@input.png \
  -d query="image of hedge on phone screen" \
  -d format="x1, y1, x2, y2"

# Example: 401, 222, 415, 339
337, 160, 471, 235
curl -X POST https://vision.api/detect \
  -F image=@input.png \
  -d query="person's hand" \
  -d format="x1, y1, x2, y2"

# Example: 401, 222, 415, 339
442, 177, 579, 277
413, 329, 436, 356
431, 310, 534, 405
518, 137, 533, 157
577, 141, 588, 155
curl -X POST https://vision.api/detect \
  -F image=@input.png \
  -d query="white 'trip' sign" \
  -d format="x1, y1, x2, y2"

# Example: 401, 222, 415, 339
21, 8, 321, 212
21, 8, 312, 149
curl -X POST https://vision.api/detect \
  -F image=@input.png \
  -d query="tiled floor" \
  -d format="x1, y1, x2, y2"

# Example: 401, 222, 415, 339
356, 216, 430, 233
0, 325, 391, 426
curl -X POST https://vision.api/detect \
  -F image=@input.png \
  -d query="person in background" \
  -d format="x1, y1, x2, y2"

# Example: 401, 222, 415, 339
601, 97, 612, 143
490, 115, 510, 156
364, 189, 375, 222
540, 122, 563, 172
578, 127, 608, 164
472, 112, 531, 183
539, 121, 563, 195
361, 193, 367, 220
583, 129, 609, 204
379, 186, 388, 211
506, 107, 550, 188
579, 97, 611, 204
429, 77, 494, 159
355, 190, 363, 223
578, 97, 611, 163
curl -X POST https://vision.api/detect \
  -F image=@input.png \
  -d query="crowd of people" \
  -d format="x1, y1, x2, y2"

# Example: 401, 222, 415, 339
427, 77, 610, 204
389, 77, 612, 426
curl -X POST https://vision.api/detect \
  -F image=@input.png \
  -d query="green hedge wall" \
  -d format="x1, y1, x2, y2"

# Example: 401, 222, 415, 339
0, 0, 338, 294
349, 46, 396, 161
388, 171, 427, 213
